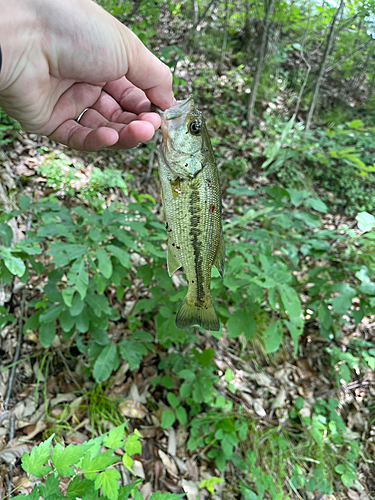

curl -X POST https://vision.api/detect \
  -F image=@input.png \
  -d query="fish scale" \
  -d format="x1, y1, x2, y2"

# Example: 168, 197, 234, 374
157, 96, 224, 331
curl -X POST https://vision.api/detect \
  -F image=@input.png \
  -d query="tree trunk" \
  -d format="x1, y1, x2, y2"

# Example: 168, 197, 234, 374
184, 0, 218, 48
305, 0, 345, 130
246, 0, 276, 127
217, 0, 228, 73
192, 0, 199, 28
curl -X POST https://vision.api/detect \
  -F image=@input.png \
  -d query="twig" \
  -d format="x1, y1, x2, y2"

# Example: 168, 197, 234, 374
4, 290, 25, 411
3, 212, 32, 497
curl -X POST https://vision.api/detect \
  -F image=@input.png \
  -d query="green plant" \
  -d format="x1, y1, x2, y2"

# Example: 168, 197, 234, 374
211, 183, 375, 357
81, 384, 126, 436
229, 395, 361, 499
199, 476, 224, 495
13, 424, 183, 500
0, 194, 164, 382
260, 118, 375, 215
0, 109, 21, 145
38, 152, 133, 211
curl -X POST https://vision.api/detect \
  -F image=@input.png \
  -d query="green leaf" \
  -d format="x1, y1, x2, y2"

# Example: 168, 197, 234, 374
226, 309, 255, 339
38, 474, 60, 500
3, 252, 26, 277
94, 469, 120, 500
40, 304, 65, 323
62, 288, 75, 308
70, 294, 85, 317
86, 293, 111, 317
103, 424, 126, 449
198, 348, 214, 366
106, 245, 130, 268
95, 273, 108, 294
60, 309, 75, 332
67, 258, 89, 300
39, 322, 56, 348
66, 477, 93, 497
335, 464, 345, 475
150, 493, 185, 500
122, 453, 134, 473
161, 409, 176, 429
93, 344, 117, 382
47, 243, 87, 267
239, 485, 258, 500
89, 228, 102, 242
293, 212, 320, 227
176, 369, 195, 382
263, 320, 283, 353
82, 449, 118, 478
339, 363, 350, 383
284, 320, 302, 357
51, 443, 87, 477
332, 284, 356, 314
96, 248, 113, 279
341, 473, 354, 487
167, 392, 180, 409
286, 188, 305, 207
91, 328, 110, 346
118, 480, 143, 500
305, 198, 327, 213
75, 307, 90, 333
124, 434, 142, 456
175, 406, 187, 425
278, 284, 302, 321
19, 195, 31, 212
23, 311, 41, 332
0, 223, 13, 246
348, 119, 363, 129
318, 302, 332, 330
21, 435, 54, 476
118, 340, 147, 371
356, 212, 375, 232
359, 281, 375, 295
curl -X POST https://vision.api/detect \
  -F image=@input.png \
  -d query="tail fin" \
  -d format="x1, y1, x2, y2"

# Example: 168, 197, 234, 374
175, 295, 220, 331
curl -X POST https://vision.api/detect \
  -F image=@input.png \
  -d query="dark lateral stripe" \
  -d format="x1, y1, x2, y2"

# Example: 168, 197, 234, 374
189, 188, 204, 303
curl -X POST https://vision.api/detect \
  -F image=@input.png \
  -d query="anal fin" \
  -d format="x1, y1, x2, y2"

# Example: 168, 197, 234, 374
167, 243, 182, 277
213, 233, 225, 278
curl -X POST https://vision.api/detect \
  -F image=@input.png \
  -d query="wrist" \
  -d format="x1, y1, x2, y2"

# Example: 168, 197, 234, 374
0, 0, 41, 94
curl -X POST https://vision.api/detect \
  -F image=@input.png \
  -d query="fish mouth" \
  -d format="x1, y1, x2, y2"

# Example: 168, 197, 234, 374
164, 96, 193, 121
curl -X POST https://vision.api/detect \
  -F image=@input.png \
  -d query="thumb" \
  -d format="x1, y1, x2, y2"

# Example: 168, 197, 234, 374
118, 25, 174, 111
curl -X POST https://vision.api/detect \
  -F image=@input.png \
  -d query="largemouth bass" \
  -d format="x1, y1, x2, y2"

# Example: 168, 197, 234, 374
156, 96, 224, 331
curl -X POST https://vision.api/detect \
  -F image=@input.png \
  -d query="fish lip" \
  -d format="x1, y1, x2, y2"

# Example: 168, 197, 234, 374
164, 96, 193, 120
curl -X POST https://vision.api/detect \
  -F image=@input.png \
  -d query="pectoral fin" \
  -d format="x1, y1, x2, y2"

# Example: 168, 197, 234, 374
171, 178, 181, 198
167, 243, 182, 277
213, 233, 225, 278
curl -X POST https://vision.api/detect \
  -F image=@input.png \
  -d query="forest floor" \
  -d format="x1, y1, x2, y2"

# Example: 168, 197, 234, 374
1, 117, 375, 500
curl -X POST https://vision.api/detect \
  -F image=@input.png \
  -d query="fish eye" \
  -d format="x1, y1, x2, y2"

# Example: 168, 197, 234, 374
189, 121, 201, 135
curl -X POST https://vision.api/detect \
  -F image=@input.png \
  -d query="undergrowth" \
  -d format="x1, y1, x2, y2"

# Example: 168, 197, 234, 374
1, 164, 375, 496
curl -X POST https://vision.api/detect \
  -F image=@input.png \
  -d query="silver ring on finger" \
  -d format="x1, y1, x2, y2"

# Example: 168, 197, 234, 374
76, 108, 90, 124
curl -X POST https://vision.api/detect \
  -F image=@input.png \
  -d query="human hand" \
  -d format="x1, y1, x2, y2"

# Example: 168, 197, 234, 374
0, 0, 174, 151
